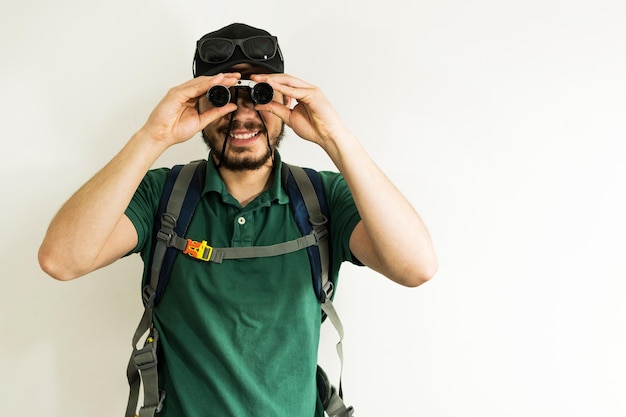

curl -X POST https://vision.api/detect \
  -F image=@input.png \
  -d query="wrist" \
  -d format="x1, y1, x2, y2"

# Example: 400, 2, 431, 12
321, 129, 361, 163
122, 130, 171, 171
132, 128, 172, 154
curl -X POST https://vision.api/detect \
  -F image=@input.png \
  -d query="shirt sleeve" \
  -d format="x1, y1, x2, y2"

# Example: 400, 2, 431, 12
320, 171, 363, 269
124, 168, 169, 257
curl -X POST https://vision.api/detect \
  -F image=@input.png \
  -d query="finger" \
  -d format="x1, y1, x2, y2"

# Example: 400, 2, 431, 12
255, 76, 319, 104
175, 73, 241, 100
252, 72, 310, 88
198, 103, 237, 128
256, 102, 291, 125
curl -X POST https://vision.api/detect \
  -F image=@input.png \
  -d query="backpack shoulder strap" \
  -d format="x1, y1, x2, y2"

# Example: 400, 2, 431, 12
281, 163, 332, 302
126, 159, 206, 417
282, 163, 352, 410
147, 159, 206, 306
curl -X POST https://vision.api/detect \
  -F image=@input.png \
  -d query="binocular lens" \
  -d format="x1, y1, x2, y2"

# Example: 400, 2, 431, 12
207, 85, 231, 107
207, 81, 274, 107
250, 83, 273, 104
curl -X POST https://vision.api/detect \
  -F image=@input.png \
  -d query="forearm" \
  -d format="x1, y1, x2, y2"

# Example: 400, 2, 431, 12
324, 131, 438, 286
39, 74, 239, 280
38, 130, 168, 279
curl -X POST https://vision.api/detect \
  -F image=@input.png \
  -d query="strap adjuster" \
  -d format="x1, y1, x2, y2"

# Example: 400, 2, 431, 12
314, 228, 329, 244
141, 285, 156, 308
310, 214, 328, 227
183, 239, 213, 261
156, 229, 173, 244
133, 330, 159, 371
156, 213, 178, 245
133, 342, 157, 371
322, 281, 334, 301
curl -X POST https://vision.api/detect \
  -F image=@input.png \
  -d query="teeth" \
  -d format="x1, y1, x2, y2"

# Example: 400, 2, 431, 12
230, 132, 258, 140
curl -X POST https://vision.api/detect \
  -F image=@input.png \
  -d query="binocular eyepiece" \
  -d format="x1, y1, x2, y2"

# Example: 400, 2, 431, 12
207, 80, 274, 107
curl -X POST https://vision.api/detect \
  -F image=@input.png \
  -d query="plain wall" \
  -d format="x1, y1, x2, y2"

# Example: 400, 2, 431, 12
2, 0, 625, 416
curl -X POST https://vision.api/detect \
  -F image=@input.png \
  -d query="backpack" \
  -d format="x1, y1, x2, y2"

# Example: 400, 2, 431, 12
125, 160, 355, 417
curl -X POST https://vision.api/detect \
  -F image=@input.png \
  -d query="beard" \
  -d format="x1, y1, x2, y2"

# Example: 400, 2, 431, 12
202, 120, 285, 171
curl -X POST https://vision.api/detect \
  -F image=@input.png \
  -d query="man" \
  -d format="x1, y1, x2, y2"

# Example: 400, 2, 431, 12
38, 23, 437, 416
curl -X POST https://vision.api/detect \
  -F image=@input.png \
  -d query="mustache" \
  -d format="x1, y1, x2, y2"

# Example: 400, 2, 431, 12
219, 120, 266, 134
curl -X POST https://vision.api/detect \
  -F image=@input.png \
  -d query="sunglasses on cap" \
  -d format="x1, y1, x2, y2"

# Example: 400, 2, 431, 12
197, 35, 279, 64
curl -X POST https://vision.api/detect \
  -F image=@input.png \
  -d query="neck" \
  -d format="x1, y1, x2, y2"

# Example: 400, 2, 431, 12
218, 163, 274, 208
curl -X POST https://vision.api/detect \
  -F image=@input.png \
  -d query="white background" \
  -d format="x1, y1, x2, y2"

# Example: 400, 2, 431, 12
1, 1, 625, 416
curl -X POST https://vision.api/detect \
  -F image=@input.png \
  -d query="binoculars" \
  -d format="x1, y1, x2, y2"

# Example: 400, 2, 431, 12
207, 80, 274, 107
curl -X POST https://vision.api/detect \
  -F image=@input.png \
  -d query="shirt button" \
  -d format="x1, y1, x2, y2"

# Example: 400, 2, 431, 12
237, 216, 246, 225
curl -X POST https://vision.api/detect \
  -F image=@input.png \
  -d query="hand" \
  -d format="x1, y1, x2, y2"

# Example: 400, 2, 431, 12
140, 73, 240, 146
251, 73, 351, 149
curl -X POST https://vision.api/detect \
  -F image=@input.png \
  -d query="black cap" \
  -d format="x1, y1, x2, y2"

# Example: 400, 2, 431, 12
193, 23, 284, 77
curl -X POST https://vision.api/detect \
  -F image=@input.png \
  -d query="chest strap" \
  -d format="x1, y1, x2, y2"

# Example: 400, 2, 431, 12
156, 213, 327, 263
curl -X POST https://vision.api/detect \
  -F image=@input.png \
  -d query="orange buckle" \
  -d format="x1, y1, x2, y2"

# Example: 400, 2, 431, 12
183, 239, 213, 261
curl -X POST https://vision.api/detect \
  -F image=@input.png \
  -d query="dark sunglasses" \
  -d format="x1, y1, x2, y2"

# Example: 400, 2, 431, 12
197, 36, 279, 64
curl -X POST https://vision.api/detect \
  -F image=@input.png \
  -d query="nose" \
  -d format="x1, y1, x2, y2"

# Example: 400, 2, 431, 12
229, 88, 258, 117
231, 88, 254, 106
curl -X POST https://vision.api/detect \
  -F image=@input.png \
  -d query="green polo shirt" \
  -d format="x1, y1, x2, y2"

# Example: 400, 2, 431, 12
125, 152, 361, 417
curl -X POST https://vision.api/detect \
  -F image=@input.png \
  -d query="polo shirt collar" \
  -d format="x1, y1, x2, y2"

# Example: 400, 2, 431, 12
202, 151, 290, 205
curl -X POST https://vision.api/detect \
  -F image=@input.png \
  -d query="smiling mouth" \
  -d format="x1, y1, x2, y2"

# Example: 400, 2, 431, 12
229, 131, 261, 140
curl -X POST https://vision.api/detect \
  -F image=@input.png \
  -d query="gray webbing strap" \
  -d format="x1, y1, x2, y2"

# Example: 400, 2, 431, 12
164, 231, 320, 263
286, 164, 332, 298
326, 390, 355, 417
126, 162, 200, 417
211, 233, 318, 262
321, 298, 347, 404
287, 165, 348, 409
148, 161, 199, 298
126, 307, 157, 417
126, 303, 166, 417
287, 164, 349, 407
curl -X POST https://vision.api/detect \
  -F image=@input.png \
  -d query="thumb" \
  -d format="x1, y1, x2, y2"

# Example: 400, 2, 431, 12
198, 103, 237, 129
258, 101, 291, 126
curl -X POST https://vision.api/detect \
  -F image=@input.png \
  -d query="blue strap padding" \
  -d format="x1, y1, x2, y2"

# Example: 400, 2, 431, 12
150, 161, 206, 305
283, 166, 331, 302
